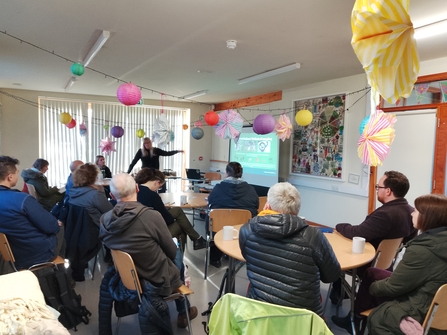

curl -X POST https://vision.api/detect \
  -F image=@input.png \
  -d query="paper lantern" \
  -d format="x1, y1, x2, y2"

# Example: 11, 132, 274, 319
194, 120, 203, 128
111, 126, 125, 138
204, 110, 219, 126
117, 82, 142, 106
253, 114, 276, 135
191, 127, 204, 140
183, 124, 189, 130
59, 112, 72, 124
136, 129, 145, 138
295, 110, 313, 126
359, 115, 371, 135
71, 62, 85, 76
80, 123, 87, 136
170, 131, 175, 141
66, 118, 76, 129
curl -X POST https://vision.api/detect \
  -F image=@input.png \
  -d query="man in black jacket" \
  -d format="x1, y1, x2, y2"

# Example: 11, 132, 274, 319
239, 182, 341, 317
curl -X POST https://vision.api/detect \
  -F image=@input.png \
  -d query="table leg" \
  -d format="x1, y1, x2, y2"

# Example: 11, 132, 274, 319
350, 268, 357, 335
225, 257, 235, 293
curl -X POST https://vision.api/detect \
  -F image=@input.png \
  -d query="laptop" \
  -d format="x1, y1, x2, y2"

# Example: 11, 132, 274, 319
186, 168, 203, 180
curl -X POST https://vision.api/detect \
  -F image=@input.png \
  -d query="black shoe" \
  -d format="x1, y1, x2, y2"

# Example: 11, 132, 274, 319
193, 236, 207, 250
210, 260, 221, 268
331, 314, 353, 335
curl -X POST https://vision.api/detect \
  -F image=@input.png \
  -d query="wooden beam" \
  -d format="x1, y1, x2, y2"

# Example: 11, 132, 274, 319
214, 91, 282, 111
368, 166, 377, 214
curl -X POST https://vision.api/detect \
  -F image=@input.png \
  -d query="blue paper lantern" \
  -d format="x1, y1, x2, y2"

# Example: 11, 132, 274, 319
191, 127, 204, 140
359, 115, 371, 135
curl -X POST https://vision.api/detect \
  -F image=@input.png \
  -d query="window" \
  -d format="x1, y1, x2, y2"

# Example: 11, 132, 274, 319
38, 97, 189, 188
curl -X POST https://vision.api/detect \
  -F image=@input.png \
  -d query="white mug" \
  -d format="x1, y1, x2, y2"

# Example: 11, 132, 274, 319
180, 195, 187, 205
352, 236, 366, 254
223, 226, 239, 241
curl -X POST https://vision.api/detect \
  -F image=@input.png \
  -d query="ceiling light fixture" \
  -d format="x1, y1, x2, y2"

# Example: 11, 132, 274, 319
181, 90, 208, 100
414, 19, 447, 39
83, 30, 110, 67
238, 63, 301, 85
64, 77, 77, 91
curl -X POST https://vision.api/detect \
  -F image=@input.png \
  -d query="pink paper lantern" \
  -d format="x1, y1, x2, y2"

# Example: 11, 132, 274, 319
117, 82, 142, 106
111, 126, 125, 138
66, 118, 76, 129
253, 114, 275, 134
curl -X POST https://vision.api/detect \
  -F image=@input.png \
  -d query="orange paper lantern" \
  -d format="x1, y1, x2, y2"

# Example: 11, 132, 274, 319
204, 110, 219, 126
183, 124, 189, 130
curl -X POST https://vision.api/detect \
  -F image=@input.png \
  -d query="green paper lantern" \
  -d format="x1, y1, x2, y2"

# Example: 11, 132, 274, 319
136, 129, 145, 138
71, 63, 85, 76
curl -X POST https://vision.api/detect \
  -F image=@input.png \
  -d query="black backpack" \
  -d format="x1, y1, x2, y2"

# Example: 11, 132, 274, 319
34, 263, 91, 331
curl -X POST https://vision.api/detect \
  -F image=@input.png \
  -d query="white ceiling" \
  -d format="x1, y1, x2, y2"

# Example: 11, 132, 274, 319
0, 0, 446, 105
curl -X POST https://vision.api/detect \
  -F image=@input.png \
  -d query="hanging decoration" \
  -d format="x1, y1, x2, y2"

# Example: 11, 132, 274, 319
104, 125, 109, 131
71, 62, 85, 76
214, 109, 243, 141
191, 127, 204, 140
153, 113, 171, 148
358, 110, 397, 166
111, 126, 125, 138
99, 137, 116, 155
359, 115, 371, 135
66, 118, 76, 129
204, 110, 219, 126
275, 113, 293, 141
59, 112, 72, 124
79, 123, 87, 136
351, 0, 419, 104
183, 124, 189, 130
136, 129, 145, 138
295, 109, 313, 126
170, 131, 175, 142
117, 82, 142, 106
253, 114, 276, 135
194, 120, 203, 128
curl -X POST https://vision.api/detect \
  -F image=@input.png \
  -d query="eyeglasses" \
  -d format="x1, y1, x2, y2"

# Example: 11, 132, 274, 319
375, 184, 387, 190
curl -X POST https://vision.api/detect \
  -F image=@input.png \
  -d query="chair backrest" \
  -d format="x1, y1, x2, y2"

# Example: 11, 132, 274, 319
258, 196, 267, 213
0, 232, 18, 271
204, 172, 221, 182
422, 283, 447, 333
209, 209, 252, 233
26, 183, 38, 199
372, 237, 403, 269
111, 249, 143, 302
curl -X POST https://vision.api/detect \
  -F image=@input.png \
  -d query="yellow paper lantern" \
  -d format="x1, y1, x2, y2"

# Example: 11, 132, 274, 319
136, 129, 145, 138
183, 124, 189, 130
295, 110, 313, 126
59, 112, 72, 125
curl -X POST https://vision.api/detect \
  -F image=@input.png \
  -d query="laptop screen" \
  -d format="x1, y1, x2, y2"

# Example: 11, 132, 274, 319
186, 168, 202, 180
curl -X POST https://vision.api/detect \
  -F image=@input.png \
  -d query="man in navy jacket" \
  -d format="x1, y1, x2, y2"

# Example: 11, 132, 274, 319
0, 156, 64, 271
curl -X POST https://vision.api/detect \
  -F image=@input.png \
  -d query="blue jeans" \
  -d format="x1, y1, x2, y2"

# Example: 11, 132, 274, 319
173, 248, 190, 314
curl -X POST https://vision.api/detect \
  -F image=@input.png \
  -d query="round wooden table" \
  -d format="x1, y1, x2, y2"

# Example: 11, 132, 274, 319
159, 192, 208, 209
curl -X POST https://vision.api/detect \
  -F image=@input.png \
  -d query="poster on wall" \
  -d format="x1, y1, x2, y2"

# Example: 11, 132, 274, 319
291, 94, 345, 179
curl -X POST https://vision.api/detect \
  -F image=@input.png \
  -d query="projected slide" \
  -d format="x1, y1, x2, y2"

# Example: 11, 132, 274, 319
229, 127, 279, 187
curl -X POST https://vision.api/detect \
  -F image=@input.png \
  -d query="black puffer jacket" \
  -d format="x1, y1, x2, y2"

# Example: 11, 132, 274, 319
239, 213, 341, 316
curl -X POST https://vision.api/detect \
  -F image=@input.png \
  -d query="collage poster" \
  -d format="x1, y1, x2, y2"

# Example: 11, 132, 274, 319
291, 94, 346, 179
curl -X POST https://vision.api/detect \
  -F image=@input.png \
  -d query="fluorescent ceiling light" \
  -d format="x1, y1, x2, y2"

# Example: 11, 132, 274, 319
238, 63, 301, 85
64, 77, 77, 91
414, 19, 447, 40
181, 90, 208, 99
83, 30, 110, 67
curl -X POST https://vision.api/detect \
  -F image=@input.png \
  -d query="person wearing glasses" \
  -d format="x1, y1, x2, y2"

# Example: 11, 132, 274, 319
330, 171, 417, 307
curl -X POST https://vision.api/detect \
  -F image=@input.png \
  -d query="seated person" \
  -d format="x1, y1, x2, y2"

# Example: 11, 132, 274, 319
207, 161, 259, 268
134, 168, 206, 251
99, 173, 198, 328
65, 160, 84, 195
68, 163, 114, 280
331, 170, 417, 304
96, 155, 112, 179
332, 194, 447, 335
21, 158, 65, 211
239, 182, 341, 317
0, 156, 65, 271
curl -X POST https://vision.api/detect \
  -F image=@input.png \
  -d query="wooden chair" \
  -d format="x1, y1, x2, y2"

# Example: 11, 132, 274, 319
199, 172, 222, 193
371, 237, 403, 269
258, 196, 267, 213
0, 232, 65, 272
111, 249, 194, 335
204, 209, 252, 279
360, 283, 447, 335
26, 183, 38, 199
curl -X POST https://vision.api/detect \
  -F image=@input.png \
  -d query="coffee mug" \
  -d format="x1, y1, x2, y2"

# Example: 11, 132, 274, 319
352, 236, 366, 254
180, 195, 187, 205
223, 226, 239, 241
